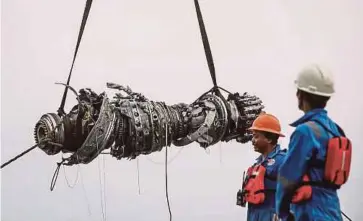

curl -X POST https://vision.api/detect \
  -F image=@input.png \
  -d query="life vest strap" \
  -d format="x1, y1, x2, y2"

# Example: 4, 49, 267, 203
309, 119, 346, 138
243, 188, 276, 195
264, 174, 277, 181
308, 158, 325, 169
253, 189, 276, 194
297, 180, 340, 190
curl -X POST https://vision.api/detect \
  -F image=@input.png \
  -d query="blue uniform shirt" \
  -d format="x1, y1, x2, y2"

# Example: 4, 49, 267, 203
247, 144, 287, 221
276, 108, 343, 221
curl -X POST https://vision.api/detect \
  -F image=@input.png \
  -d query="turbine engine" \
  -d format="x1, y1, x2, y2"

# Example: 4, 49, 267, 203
34, 82, 264, 166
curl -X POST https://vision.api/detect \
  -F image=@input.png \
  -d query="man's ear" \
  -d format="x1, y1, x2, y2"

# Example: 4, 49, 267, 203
266, 138, 273, 144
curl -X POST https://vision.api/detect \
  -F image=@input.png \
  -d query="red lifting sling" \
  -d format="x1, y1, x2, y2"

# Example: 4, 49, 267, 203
293, 120, 352, 203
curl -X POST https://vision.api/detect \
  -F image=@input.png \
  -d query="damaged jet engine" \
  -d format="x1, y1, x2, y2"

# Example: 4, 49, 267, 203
34, 82, 264, 166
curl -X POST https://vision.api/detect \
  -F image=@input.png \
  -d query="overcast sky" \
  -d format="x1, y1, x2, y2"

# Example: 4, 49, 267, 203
1, 0, 363, 220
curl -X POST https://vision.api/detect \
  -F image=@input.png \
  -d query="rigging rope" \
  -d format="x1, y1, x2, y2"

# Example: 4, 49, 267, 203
1, 117, 65, 170
50, 159, 67, 191
1, 142, 43, 169
341, 211, 352, 221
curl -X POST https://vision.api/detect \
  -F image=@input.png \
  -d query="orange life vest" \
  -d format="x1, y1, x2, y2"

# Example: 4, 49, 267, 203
292, 175, 312, 203
292, 120, 352, 203
241, 164, 276, 205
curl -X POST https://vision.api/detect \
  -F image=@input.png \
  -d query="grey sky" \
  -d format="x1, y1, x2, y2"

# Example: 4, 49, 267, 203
1, 0, 363, 220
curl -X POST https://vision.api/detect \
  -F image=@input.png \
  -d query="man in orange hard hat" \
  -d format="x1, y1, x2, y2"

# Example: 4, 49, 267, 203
236, 113, 287, 221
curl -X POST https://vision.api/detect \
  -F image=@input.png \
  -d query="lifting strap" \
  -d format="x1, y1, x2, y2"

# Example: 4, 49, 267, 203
193, 0, 232, 113
193, 0, 217, 88
57, 0, 94, 116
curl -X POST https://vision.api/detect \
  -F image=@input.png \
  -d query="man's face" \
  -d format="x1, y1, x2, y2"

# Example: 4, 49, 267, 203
251, 130, 269, 154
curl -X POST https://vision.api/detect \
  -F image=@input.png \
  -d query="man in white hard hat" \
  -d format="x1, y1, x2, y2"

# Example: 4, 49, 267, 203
274, 64, 352, 221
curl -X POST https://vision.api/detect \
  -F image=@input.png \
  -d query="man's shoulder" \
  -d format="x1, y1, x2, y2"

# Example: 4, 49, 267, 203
292, 122, 316, 138
274, 149, 287, 161
295, 122, 313, 131
295, 117, 335, 138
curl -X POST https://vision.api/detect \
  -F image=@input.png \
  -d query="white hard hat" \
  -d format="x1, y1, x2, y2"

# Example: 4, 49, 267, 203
294, 64, 335, 97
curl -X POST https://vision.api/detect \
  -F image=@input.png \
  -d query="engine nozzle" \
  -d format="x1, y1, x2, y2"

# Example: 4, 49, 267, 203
34, 113, 64, 155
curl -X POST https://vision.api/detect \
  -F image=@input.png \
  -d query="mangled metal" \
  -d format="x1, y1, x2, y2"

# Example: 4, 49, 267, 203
34, 82, 264, 166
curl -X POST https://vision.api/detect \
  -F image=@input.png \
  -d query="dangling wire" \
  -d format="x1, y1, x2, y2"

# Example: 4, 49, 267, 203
145, 147, 185, 165
79, 166, 93, 217
96, 132, 107, 221
219, 142, 223, 165
102, 154, 107, 221
165, 124, 172, 221
136, 158, 141, 195
62, 153, 80, 188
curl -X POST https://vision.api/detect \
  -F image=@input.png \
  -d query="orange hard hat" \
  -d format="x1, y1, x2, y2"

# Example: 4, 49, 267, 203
248, 113, 285, 137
